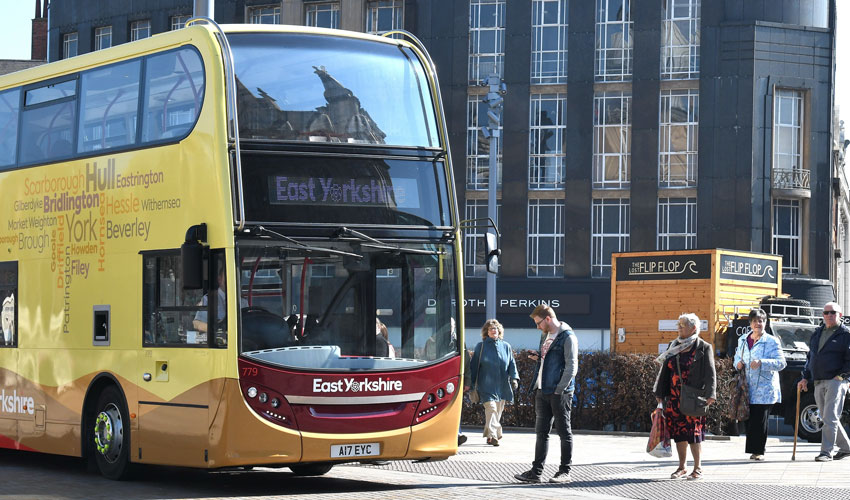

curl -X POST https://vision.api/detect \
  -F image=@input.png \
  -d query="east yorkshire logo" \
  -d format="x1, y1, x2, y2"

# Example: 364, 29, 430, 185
312, 377, 402, 393
0, 389, 34, 415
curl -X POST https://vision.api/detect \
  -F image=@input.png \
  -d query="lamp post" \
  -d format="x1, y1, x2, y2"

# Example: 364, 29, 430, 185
482, 74, 505, 320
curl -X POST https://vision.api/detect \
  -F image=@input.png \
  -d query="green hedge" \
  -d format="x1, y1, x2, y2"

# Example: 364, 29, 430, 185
461, 349, 737, 435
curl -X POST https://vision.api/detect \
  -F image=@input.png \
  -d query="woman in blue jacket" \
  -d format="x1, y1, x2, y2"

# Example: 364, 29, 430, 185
733, 308, 787, 460
466, 319, 519, 446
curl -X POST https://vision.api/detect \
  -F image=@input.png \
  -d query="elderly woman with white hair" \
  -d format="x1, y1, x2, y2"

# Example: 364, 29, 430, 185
653, 313, 717, 480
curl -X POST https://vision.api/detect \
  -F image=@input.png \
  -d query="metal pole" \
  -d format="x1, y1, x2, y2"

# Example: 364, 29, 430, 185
485, 74, 502, 320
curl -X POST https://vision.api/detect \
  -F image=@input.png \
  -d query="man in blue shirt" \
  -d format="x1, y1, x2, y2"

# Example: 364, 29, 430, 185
514, 304, 578, 484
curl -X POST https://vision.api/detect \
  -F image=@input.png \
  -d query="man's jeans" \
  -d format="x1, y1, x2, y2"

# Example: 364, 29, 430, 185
532, 389, 573, 476
814, 379, 850, 454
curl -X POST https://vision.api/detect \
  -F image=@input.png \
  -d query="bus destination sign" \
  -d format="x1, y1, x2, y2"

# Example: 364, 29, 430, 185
616, 254, 711, 281
268, 175, 420, 208
718, 254, 778, 284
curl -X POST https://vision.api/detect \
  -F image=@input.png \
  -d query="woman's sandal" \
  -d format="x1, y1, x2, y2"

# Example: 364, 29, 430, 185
670, 467, 687, 479
687, 468, 702, 480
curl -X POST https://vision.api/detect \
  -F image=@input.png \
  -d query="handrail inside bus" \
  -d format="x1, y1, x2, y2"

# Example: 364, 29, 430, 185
186, 16, 246, 231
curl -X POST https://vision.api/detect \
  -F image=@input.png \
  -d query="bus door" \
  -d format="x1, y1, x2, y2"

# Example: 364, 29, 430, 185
136, 251, 226, 467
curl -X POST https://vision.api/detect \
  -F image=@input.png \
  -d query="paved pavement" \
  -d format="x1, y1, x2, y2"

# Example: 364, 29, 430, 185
334, 428, 850, 499
3, 428, 849, 499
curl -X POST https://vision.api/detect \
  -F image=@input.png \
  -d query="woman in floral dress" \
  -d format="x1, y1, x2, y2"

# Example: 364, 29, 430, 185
654, 313, 717, 480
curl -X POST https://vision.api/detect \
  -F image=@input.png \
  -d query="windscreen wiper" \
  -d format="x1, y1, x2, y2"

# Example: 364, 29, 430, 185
243, 225, 363, 259
332, 227, 444, 256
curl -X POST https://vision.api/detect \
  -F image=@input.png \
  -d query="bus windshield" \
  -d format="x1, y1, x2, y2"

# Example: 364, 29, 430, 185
229, 33, 440, 147
236, 239, 459, 370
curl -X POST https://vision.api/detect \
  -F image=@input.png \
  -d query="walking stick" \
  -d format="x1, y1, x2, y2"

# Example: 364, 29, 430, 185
792, 384, 801, 461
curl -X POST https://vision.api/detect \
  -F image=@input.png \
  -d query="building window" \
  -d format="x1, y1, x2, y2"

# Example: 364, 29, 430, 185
171, 14, 191, 30
467, 94, 501, 190
62, 32, 78, 59
469, 0, 505, 85
592, 198, 630, 277
531, 0, 568, 84
657, 197, 696, 250
366, 0, 403, 35
595, 0, 632, 82
773, 89, 805, 187
661, 0, 700, 79
306, 2, 340, 29
248, 5, 281, 24
528, 199, 565, 277
772, 198, 800, 274
94, 26, 112, 51
130, 20, 151, 41
464, 199, 501, 277
593, 91, 631, 189
529, 93, 566, 189
659, 89, 698, 187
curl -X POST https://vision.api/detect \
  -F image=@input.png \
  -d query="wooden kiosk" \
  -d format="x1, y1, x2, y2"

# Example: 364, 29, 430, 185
610, 249, 783, 354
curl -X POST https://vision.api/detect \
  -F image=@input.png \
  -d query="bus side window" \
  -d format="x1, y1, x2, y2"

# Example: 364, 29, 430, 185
142, 252, 208, 347
77, 60, 141, 153
141, 48, 205, 143
0, 88, 20, 168
0, 262, 17, 348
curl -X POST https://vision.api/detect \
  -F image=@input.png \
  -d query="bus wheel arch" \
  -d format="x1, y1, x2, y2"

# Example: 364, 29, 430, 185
81, 375, 133, 480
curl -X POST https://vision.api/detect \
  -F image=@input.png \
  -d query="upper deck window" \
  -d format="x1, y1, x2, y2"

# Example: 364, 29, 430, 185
229, 33, 439, 148
20, 79, 76, 164
0, 89, 20, 167
141, 48, 205, 143
78, 60, 141, 153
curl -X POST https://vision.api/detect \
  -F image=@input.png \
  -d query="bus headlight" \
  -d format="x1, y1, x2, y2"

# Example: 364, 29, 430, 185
247, 387, 258, 398
270, 397, 280, 408
446, 382, 455, 394
259, 392, 268, 403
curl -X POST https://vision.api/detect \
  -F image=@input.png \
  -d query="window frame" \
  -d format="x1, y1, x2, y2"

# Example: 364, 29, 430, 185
466, 94, 502, 190
142, 249, 227, 348
468, 0, 505, 85
63, 32, 78, 59
527, 198, 565, 278
591, 197, 630, 277
170, 14, 191, 31
529, 93, 566, 190
657, 197, 697, 250
130, 20, 152, 41
595, 0, 632, 82
658, 88, 699, 188
366, 0, 404, 35
0, 261, 18, 349
531, 0, 568, 84
248, 5, 281, 24
592, 91, 631, 189
772, 198, 801, 274
661, 0, 701, 80
94, 26, 113, 51
305, 2, 340, 29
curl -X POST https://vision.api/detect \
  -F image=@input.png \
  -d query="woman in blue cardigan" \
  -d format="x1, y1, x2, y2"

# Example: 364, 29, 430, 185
733, 308, 787, 460
466, 319, 519, 446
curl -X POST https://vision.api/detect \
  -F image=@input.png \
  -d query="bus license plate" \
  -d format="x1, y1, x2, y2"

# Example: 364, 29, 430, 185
330, 443, 380, 458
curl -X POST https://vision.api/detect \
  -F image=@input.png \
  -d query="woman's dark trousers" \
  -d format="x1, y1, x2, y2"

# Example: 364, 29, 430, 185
745, 403, 773, 455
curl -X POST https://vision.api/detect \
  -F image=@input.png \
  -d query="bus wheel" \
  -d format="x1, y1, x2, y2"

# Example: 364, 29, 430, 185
289, 463, 333, 476
798, 392, 823, 443
91, 386, 132, 480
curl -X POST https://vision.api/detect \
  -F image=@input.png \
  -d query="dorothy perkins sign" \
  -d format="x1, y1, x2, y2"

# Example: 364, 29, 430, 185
616, 254, 711, 281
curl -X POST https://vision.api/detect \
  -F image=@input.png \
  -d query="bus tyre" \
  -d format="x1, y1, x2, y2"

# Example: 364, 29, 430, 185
289, 463, 333, 476
798, 392, 822, 443
91, 386, 132, 480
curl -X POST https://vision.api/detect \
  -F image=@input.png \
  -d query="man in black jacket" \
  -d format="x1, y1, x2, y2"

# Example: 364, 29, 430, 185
797, 301, 850, 461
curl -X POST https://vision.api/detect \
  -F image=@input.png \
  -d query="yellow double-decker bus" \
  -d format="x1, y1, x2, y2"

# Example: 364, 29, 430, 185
0, 19, 463, 479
